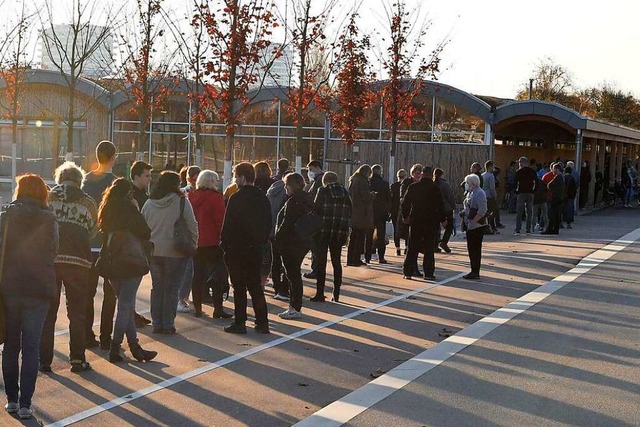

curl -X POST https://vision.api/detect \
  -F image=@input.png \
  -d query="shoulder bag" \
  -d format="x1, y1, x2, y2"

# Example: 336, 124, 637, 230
174, 197, 197, 257
96, 231, 153, 279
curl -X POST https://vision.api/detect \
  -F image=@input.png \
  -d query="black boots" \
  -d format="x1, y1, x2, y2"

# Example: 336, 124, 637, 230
109, 344, 123, 363
212, 293, 233, 319
130, 344, 158, 362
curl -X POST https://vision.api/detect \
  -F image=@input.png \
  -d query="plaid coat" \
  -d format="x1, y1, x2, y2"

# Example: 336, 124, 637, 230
313, 183, 352, 246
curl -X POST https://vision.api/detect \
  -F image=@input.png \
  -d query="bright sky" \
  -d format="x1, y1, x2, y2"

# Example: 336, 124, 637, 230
8, 0, 640, 99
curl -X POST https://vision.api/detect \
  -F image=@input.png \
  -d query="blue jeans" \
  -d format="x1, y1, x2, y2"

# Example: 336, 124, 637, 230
150, 257, 188, 329
2, 295, 49, 408
110, 276, 142, 348
515, 193, 534, 233
179, 258, 194, 301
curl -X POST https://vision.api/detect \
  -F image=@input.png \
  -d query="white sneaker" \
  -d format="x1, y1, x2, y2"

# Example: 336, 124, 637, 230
273, 293, 290, 301
5, 402, 18, 413
176, 300, 191, 313
18, 406, 33, 419
278, 307, 302, 319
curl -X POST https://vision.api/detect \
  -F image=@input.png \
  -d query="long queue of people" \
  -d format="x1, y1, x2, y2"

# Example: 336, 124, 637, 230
0, 140, 491, 419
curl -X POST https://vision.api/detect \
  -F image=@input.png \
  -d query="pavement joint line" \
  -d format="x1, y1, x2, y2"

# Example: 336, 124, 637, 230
292, 226, 640, 427
44, 271, 467, 427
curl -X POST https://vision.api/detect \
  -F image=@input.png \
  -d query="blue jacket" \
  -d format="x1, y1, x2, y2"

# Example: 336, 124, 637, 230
0, 197, 59, 300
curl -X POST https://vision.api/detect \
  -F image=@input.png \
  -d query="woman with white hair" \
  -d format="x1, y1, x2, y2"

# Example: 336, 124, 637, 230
461, 174, 488, 280
187, 170, 232, 319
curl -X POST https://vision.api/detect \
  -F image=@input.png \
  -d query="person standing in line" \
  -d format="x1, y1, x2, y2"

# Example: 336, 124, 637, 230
347, 164, 374, 267
129, 161, 154, 326
390, 169, 407, 256
398, 164, 423, 275
177, 166, 201, 313
470, 162, 484, 188
313, 172, 352, 302
532, 174, 548, 232
401, 168, 445, 281
433, 168, 455, 253
188, 170, 232, 319
1, 174, 58, 419
82, 140, 118, 350
254, 161, 276, 194
97, 178, 157, 364
513, 156, 537, 236
267, 175, 291, 301
579, 161, 591, 210
482, 160, 499, 234
505, 161, 518, 213
303, 160, 325, 279
366, 164, 391, 264
272, 158, 292, 181
142, 171, 198, 334
563, 166, 578, 228
221, 163, 272, 334
542, 163, 565, 235
461, 174, 488, 280
275, 173, 313, 318
40, 163, 97, 374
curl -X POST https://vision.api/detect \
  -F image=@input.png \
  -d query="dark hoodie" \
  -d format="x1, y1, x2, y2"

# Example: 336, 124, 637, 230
276, 190, 314, 248
221, 184, 272, 253
314, 182, 352, 246
48, 182, 97, 268
0, 197, 59, 300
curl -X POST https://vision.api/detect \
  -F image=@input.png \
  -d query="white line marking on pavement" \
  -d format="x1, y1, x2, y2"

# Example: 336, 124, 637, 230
293, 227, 640, 427
45, 272, 466, 427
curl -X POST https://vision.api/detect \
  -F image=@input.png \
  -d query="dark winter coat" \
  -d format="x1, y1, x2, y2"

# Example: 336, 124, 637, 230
308, 172, 325, 199
0, 197, 59, 300
221, 185, 272, 253
390, 181, 402, 221
314, 183, 352, 246
434, 177, 455, 212
401, 177, 445, 227
370, 174, 391, 222
255, 176, 276, 195
48, 182, 97, 268
348, 173, 374, 229
548, 174, 566, 203
275, 190, 314, 248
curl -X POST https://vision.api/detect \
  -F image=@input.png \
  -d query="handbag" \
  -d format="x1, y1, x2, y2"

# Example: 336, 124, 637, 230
174, 197, 197, 257
96, 231, 153, 279
294, 210, 322, 241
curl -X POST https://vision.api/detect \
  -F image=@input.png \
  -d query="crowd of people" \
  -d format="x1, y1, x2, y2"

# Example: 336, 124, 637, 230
0, 139, 587, 419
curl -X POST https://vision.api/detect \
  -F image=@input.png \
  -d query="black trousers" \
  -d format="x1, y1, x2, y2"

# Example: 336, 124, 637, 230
347, 227, 368, 264
486, 197, 498, 230
225, 248, 268, 327
466, 227, 485, 274
365, 219, 387, 262
403, 224, 437, 277
41, 264, 89, 365
281, 244, 308, 312
192, 246, 227, 313
270, 237, 290, 296
315, 242, 343, 297
86, 252, 116, 342
546, 201, 562, 234
438, 212, 454, 246
391, 215, 401, 248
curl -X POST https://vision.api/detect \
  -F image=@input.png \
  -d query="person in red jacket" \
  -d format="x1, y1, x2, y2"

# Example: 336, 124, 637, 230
188, 170, 232, 318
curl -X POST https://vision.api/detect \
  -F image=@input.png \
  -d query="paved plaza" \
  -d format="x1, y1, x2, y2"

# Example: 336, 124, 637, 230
1, 208, 639, 426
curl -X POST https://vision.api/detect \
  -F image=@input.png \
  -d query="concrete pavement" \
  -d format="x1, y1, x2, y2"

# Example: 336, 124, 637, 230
1, 207, 639, 426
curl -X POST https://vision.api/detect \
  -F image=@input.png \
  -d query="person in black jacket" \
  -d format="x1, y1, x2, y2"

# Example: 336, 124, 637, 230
221, 163, 272, 334
401, 169, 445, 280
396, 164, 422, 269
366, 164, 391, 264
98, 178, 156, 364
1, 174, 58, 419
542, 164, 565, 235
390, 169, 407, 256
276, 173, 313, 318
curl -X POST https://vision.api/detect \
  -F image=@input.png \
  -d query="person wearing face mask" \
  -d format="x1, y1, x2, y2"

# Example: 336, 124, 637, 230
461, 174, 488, 280
303, 161, 325, 279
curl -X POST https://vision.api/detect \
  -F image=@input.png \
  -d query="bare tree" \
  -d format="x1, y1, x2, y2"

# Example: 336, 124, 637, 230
0, 0, 35, 177
39, 0, 118, 162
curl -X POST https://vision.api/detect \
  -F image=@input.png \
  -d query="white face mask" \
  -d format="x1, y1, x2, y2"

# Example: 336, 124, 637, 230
308, 171, 316, 181
464, 183, 471, 192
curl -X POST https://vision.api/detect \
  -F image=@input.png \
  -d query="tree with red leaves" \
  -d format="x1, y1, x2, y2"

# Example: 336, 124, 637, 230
196, 0, 280, 187
281, 0, 337, 170
331, 12, 376, 147
379, 0, 445, 178
120, 0, 178, 162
